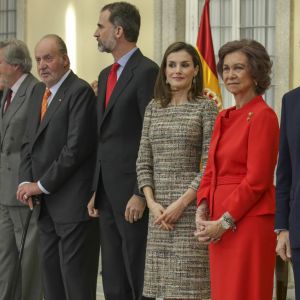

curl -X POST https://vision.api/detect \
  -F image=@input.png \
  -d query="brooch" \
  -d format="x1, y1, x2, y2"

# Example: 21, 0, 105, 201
247, 112, 254, 122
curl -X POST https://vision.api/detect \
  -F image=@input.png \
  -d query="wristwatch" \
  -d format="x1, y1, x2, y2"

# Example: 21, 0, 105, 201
220, 214, 236, 231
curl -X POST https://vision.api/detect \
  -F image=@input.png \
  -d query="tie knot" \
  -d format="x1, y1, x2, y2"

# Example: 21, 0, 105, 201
44, 88, 51, 99
111, 62, 120, 73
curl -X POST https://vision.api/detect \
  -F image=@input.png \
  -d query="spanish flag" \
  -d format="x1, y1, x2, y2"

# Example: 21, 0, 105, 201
196, 0, 222, 109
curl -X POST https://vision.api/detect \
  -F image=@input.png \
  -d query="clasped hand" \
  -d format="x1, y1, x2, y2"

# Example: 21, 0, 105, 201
16, 182, 42, 210
149, 198, 186, 231
194, 206, 226, 243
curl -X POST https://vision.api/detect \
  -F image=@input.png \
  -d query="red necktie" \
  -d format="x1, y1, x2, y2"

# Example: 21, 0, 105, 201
3, 89, 13, 114
105, 62, 120, 107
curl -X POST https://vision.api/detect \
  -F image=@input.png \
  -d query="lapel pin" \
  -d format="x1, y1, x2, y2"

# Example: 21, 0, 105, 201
247, 111, 254, 122
58, 99, 62, 102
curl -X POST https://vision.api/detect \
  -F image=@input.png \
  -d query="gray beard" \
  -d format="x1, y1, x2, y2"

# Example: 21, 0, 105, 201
97, 42, 112, 53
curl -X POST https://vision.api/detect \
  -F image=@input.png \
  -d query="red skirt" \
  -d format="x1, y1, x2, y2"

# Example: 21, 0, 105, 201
209, 214, 276, 300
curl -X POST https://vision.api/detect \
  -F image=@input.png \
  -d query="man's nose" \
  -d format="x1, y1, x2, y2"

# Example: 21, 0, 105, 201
38, 61, 47, 70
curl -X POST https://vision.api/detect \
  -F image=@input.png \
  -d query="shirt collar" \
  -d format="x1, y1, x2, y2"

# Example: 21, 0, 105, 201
48, 69, 71, 97
10, 73, 28, 100
116, 47, 138, 69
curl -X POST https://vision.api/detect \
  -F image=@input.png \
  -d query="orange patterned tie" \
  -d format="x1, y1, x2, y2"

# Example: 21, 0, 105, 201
40, 88, 51, 121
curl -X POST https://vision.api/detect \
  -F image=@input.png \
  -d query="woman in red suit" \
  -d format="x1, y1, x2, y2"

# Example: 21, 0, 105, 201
195, 39, 279, 300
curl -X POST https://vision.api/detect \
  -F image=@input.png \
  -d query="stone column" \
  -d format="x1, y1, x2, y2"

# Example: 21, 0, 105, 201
153, 0, 186, 64
274, 0, 291, 117
16, 0, 25, 40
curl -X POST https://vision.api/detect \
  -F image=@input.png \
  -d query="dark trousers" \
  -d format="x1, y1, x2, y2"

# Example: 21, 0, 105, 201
292, 248, 300, 300
96, 182, 149, 300
38, 209, 100, 300
276, 255, 289, 300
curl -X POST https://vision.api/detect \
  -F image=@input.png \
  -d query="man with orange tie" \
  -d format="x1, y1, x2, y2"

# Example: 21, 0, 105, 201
17, 34, 99, 300
0, 38, 42, 300
88, 2, 158, 300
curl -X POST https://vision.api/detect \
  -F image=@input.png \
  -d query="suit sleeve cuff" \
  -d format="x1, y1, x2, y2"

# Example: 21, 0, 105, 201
38, 181, 50, 194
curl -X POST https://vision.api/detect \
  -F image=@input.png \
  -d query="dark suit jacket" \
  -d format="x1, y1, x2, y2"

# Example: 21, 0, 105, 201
0, 91, 3, 105
93, 49, 159, 212
19, 71, 97, 223
276, 86, 300, 248
0, 73, 38, 206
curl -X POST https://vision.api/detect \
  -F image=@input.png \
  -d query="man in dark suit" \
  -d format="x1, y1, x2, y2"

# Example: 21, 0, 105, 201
88, 2, 158, 300
16, 34, 99, 300
0, 39, 42, 300
276, 86, 300, 299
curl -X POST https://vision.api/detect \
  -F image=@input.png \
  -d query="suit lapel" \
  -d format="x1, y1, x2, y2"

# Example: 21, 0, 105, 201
97, 69, 109, 134
103, 66, 134, 117
0, 75, 34, 145
36, 89, 64, 138
0, 89, 8, 146
33, 71, 75, 144
0, 89, 8, 117
31, 87, 44, 135
99, 49, 142, 129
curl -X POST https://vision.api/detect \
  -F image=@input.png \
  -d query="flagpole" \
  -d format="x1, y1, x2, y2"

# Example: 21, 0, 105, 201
196, 0, 223, 110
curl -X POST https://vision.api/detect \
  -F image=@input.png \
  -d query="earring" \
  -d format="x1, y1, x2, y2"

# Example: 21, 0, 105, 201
193, 77, 196, 85
253, 80, 258, 86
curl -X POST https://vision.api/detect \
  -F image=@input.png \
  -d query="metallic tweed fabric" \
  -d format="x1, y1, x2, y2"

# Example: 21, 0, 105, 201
137, 97, 217, 299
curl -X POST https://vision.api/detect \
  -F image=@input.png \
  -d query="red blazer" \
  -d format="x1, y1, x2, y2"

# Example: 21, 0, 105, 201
197, 96, 279, 222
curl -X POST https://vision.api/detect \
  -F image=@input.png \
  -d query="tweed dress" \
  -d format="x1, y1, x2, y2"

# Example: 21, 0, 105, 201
137, 97, 217, 299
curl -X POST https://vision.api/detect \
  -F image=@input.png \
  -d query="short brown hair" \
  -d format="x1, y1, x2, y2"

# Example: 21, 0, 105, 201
101, 2, 140, 43
217, 39, 272, 95
154, 42, 203, 107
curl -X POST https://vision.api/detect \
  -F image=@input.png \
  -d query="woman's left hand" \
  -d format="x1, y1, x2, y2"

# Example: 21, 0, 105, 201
194, 219, 227, 243
155, 198, 186, 225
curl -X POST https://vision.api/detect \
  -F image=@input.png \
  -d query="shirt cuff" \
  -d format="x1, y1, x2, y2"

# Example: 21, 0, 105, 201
19, 181, 30, 187
37, 181, 50, 194
274, 229, 288, 234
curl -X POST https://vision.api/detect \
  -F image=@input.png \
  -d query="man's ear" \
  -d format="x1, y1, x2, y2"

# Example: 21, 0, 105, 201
63, 54, 70, 68
114, 25, 124, 39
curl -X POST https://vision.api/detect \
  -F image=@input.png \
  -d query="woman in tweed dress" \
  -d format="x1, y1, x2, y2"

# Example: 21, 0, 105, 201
137, 42, 218, 299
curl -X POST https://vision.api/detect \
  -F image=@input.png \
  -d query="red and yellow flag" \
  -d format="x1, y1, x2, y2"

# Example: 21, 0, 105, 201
196, 0, 222, 110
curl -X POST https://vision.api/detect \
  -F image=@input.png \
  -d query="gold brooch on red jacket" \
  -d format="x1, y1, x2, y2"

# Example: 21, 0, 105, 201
247, 112, 254, 122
